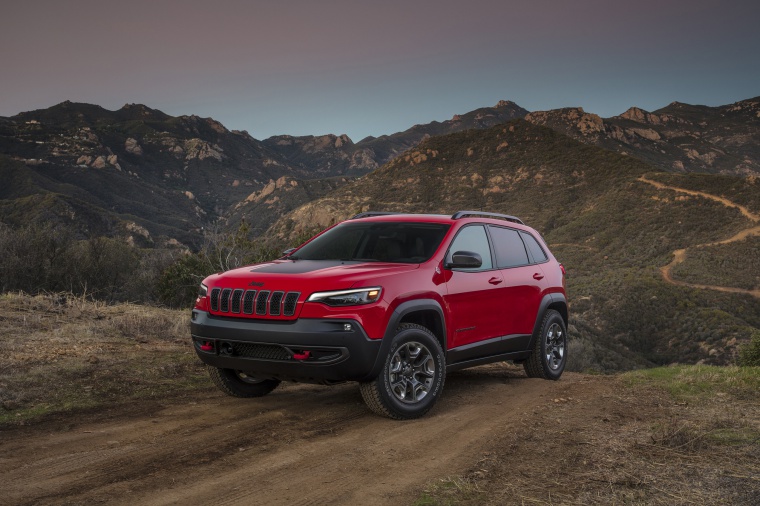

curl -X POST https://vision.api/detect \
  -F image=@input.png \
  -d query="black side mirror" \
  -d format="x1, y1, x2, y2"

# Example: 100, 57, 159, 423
447, 250, 482, 269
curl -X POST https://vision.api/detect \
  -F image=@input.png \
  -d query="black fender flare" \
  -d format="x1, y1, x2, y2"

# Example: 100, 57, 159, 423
527, 292, 568, 351
362, 299, 447, 381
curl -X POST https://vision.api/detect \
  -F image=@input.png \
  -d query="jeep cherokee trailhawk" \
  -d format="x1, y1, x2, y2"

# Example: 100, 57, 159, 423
191, 211, 568, 419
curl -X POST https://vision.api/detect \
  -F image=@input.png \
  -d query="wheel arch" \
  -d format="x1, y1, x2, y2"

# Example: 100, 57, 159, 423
363, 299, 447, 381
528, 293, 568, 349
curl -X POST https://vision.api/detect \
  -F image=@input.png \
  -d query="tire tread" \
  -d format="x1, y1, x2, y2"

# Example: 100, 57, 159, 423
359, 323, 444, 420
207, 366, 280, 398
523, 309, 564, 380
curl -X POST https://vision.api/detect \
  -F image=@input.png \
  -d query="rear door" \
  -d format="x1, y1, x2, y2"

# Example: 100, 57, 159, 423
487, 226, 547, 347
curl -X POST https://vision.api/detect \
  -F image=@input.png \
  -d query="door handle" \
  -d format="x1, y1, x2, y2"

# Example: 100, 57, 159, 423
533, 273, 544, 280
488, 277, 503, 285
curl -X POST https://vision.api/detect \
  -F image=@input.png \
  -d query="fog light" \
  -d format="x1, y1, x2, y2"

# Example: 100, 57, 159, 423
343, 323, 353, 331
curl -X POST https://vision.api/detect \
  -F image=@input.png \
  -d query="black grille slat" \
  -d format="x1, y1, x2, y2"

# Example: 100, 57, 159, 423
255, 291, 270, 315
220, 288, 232, 312
233, 343, 291, 361
269, 291, 284, 316
243, 290, 256, 314
210, 288, 221, 311
231, 289, 244, 313
283, 292, 299, 316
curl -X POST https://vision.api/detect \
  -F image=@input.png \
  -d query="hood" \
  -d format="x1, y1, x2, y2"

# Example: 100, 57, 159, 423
203, 259, 420, 292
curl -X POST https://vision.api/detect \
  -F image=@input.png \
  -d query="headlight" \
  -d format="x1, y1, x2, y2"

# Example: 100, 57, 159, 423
307, 287, 382, 306
198, 283, 208, 297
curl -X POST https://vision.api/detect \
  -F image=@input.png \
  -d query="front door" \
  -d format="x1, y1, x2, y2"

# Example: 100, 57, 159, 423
443, 224, 506, 349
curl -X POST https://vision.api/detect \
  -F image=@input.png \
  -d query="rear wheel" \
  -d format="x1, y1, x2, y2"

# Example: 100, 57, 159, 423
360, 323, 445, 420
207, 367, 280, 397
524, 309, 567, 380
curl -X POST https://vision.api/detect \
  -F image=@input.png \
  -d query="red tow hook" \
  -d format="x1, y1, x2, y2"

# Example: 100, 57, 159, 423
292, 351, 311, 361
200, 341, 214, 352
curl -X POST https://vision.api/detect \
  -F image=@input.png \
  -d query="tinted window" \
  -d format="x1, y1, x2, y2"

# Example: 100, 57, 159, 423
447, 225, 493, 270
293, 222, 450, 263
489, 226, 529, 268
520, 231, 548, 263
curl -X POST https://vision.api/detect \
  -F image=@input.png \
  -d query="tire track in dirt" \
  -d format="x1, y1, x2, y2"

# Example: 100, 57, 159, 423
0, 366, 587, 506
638, 176, 760, 298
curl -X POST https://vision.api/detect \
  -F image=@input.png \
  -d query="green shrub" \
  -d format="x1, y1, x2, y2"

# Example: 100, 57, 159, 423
738, 331, 760, 366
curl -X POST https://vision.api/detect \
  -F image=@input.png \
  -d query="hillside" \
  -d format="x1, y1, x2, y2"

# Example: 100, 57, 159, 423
526, 96, 760, 177
268, 120, 760, 370
0, 101, 312, 246
225, 175, 355, 234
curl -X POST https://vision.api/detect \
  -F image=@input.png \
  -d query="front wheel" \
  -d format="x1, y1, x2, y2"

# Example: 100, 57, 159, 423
207, 367, 281, 398
360, 323, 446, 420
523, 309, 567, 380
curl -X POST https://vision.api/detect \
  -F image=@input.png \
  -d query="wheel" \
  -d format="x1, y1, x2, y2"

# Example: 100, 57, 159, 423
523, 309, 567, 380
207, 366, 281, 398
360, 323, 445, 420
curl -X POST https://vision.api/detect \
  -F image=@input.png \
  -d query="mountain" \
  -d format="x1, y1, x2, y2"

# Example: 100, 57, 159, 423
3, 96, 759, 247
0, 101, 319, 246
266, 119, 760, 371
262, 100, 529, 175
525, 97, 760, 177
0, 100, 528, 244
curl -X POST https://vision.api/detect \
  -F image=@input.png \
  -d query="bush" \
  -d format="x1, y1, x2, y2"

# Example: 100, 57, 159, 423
738, 331, 760, 366
155, 222, 280, 307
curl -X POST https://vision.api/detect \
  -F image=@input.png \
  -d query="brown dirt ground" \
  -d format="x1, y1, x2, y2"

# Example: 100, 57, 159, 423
1, 365, 758, 506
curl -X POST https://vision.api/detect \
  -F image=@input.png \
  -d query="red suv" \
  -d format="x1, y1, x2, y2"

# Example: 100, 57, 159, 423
191, 211, 567, 419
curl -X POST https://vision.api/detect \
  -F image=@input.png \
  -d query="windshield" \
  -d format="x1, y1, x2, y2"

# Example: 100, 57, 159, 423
291, 222, 450, 263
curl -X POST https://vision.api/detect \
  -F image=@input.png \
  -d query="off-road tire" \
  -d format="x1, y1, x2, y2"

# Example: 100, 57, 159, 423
524, 309, 567, 380
360, 323, 445, 420
208, 367, 281, 398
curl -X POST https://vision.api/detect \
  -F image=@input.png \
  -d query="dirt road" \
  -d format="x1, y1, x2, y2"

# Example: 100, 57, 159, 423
638, 176, 760, 298
1, 365, 591, 506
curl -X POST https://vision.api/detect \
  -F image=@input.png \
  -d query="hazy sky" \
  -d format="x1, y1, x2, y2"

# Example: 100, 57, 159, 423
2, 0, 758, 140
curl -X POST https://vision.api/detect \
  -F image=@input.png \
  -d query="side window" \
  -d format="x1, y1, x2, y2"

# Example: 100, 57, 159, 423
489, 226, 529, 268
520, 231, 548, 263
446, 225, 493, 270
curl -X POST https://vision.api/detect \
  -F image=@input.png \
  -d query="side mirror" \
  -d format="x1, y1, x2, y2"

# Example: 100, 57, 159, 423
447, 250, 482, 269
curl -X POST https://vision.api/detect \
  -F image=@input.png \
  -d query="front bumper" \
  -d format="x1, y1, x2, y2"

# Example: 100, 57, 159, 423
190, 310, 382, 384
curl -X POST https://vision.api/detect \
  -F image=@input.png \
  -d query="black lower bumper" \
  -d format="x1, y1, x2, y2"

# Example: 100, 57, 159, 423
190, 310, 382, 384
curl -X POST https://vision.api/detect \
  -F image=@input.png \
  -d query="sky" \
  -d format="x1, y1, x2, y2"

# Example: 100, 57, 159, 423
2, 0, 759, 141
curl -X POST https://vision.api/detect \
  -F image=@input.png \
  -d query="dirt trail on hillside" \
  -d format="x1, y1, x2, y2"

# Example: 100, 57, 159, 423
0, 367, 599, 506
638, 176, 760, 298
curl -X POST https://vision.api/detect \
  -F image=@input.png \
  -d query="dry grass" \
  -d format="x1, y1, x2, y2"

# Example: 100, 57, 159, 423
415, 367, 760, 505
0, 292, 210, 425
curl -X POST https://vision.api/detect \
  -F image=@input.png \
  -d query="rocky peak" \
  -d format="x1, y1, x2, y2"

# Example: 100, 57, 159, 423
525, 108, 604, 135
619, 107, 648, 122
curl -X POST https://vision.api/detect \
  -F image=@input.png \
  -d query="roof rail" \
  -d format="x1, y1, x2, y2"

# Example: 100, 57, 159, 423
350, 211, 404, 220
451, 211, 524, 225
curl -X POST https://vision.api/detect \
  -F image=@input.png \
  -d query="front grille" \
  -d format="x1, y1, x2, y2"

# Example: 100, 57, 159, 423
209, 287, 300, 317
233, 342, 291, 361
269, 291, 284, 316
230, 289, 244, 313
283, 292, 299, 316
220, 288, 232, 312
210, 288, 220, 311
243, 290, 256, 314
255, 291, 270, 315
